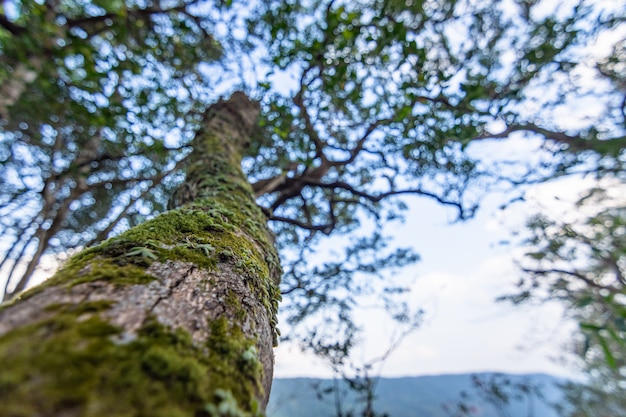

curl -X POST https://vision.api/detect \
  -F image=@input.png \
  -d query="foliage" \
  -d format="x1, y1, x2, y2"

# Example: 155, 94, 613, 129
556, 366, 626, 417
515, 201, 626, 370
0, 0, 224, 297
442, 373, 550, 417
245, 0, 626, 372
306, 311, 422, 417
504, 185, 626, 416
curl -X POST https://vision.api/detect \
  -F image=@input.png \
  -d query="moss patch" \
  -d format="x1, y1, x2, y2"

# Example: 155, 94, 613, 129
53, 256, 155, 286
0, 310, 264, 417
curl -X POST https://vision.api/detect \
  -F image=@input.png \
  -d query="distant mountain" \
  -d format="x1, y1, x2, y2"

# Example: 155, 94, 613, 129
267, 373, 566, 417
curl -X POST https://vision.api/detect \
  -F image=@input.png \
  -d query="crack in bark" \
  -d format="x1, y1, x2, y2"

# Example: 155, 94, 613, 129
146, 264, 193, 318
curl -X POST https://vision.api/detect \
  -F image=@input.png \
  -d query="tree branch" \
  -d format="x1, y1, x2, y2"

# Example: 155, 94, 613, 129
85, 185, 153, 247
330, 117, 391, 167
476, 122, 626, 154
293, 84, 329, 161
268, 215, 335, 234
66, 0, 201, 27
522, 267, 623, 295
305, 178, 470, 219
0, 13, 25, 35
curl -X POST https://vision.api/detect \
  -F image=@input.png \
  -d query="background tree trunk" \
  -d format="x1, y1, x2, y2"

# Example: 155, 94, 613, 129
0, 92, 281, 417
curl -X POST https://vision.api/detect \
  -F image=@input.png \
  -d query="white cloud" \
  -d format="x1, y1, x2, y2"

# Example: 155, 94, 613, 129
274, 263, 578, 379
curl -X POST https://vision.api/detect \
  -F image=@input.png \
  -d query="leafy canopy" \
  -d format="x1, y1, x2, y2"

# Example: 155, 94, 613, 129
506, 185, 626, 416
0, 0, 223, 296
244, 0, 625, 360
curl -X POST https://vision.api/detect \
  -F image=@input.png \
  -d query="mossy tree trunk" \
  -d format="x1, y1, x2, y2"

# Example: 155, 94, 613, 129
0, 92, 281, 417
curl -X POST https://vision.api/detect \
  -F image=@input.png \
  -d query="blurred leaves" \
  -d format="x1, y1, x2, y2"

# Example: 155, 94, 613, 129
247, 0, 626, 249
246, 0, 626, 370
503, 185, 626, 416
443, 373, 548, 417
0, 0, 224, 297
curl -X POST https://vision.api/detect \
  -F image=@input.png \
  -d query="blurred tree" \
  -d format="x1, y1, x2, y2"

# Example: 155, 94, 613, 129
0, 0, 624, 414
507, 187, 626, 416
250, 0, 626, 379
442, 373, 547, 417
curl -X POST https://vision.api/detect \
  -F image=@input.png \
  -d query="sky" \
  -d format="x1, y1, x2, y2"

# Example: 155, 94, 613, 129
272, 166, 595, 380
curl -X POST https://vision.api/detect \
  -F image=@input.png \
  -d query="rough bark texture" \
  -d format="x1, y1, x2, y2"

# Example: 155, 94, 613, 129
0, 59, 40, 121
0, 92, 281, 417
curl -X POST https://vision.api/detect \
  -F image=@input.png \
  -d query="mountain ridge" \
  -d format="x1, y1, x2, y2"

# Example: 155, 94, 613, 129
268, 372, 567, 417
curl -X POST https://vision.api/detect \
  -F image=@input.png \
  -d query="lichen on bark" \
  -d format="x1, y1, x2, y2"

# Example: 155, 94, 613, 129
0, 92, 281, 416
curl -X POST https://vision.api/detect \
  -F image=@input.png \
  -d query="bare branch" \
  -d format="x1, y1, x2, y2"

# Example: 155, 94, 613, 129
476, 122, 626, 153
87, 156, 187, 245
305, 178, 470, 219
0, 13, 25, 35
329, 93, 455, 167
66, 0, 201, 27
85, 185, 153, 247
1, 228, 37, 300
293, 87, 329, 161
330, 117, 392, 167
269, 215, 335, 234
65, 12, 118, 28
522, 267, 623, 295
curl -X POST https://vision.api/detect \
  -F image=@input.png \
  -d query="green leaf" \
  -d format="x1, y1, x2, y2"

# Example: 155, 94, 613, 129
125, 247, 158, 260
197, 243, 215, 256
597, 334, 617, 369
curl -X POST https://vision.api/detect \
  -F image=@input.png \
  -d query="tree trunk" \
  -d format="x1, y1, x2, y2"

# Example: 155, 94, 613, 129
0, 92, 282, 417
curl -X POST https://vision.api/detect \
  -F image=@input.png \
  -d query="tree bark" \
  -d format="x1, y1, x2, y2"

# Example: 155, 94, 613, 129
0, 92, 282, 417
0, 59, 41, 122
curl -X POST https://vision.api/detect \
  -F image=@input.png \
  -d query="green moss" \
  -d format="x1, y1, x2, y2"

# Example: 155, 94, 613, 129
96, 196, 281, 339
43, 300, 115, 314
16, 250, 158, 302
205, 317, 263, 397
204, 389, 258, 417
224, 289, 247, 323
18, 198, 274, 288
0, 311, 264, 417
53, 258, 156, 288
16, 113, 281, 337
15, 188, 282, 347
